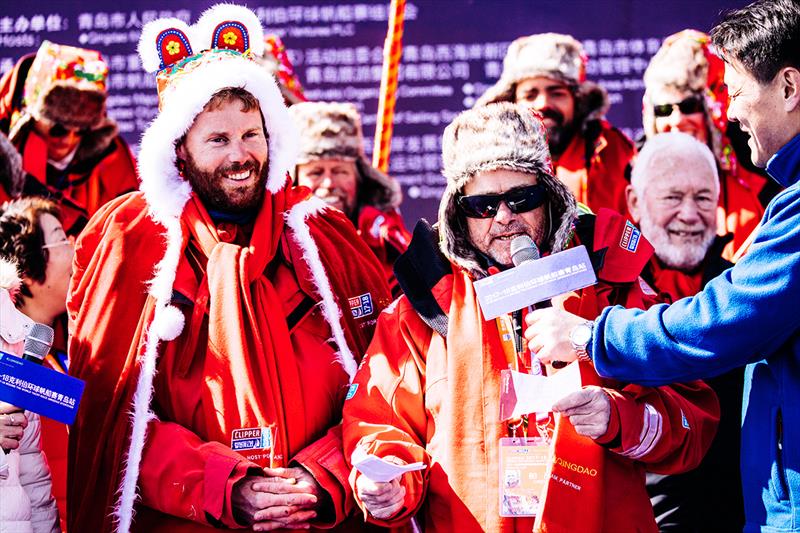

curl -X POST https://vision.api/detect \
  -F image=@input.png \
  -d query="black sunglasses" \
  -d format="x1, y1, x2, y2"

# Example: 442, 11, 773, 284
457, 184, 547, 219
48, 122, 86, 138
653, 95, 705, 118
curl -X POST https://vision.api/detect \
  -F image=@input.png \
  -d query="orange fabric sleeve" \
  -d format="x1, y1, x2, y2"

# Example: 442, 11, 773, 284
342, 298, 431, 527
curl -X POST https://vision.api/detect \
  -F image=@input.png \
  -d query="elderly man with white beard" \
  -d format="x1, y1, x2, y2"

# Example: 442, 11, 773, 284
626, 131, 744, 533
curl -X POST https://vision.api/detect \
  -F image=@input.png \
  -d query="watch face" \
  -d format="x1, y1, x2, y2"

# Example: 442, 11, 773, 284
571, 323, 592, 346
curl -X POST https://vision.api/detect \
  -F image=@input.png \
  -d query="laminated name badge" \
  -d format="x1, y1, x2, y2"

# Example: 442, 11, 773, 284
0, 351, 85, 425
498, 437, 549, 517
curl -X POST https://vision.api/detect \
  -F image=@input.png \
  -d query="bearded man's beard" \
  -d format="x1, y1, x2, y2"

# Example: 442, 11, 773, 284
541, 107, 577, 157
639, 211, 716, 272
183, 153, 269, 212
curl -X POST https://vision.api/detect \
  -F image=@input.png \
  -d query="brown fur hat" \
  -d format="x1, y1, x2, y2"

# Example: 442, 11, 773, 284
289, 101, 402, 211
477, 33, 587, 106
439, 103, 577, 277
475, 33, 609, 132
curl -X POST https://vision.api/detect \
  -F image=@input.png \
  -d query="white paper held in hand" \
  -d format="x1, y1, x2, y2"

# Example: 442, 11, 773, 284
351, 447, 427, 483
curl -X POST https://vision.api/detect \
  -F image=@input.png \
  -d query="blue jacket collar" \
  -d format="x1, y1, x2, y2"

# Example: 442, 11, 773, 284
767, 133, 800, 188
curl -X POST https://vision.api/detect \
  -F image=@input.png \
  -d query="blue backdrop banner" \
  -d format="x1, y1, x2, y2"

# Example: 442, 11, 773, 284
0, 0, 746, 225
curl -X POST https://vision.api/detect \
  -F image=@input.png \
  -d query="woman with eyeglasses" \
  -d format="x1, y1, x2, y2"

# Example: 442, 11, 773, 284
0, 197, 73, 532
640, 29, 776, 262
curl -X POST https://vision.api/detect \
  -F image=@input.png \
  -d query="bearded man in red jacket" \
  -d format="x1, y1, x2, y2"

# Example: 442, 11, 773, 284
66, 5, 390, 532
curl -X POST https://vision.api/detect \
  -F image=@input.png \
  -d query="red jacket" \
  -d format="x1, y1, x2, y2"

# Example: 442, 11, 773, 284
555, 121, 634, 216
68, 190, 391, 532
342, 210, 719, 533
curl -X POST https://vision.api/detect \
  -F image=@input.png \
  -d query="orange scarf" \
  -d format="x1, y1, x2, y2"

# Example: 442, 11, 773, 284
445, 268, 607, 533
181, 190, 309, 466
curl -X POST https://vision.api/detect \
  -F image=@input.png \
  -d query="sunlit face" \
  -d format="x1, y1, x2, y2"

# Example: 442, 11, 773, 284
34, 213, 74, 314
650, 86, 709, 145
32, 117, 83, 162
296, 158, 359, 216
724, 60, 792, 168
627, 152, 718, 271
177, 99, 269, 212
463, 168, 547, 268
514, 77, 576, 155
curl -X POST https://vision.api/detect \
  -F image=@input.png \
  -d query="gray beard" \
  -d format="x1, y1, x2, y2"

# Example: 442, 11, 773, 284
639, 212, 716, 272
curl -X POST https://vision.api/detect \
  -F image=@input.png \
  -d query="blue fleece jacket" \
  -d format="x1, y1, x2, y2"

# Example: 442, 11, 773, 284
592, 133, 800, 533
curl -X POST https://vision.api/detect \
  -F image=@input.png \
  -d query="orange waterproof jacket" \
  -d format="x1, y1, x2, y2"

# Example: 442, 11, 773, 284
554, 121, 634, 217
343, 211, 719, 533
68, 189, 391, 532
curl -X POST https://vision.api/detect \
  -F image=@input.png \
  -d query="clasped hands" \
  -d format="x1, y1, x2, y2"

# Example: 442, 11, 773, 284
232, 465, 323, 531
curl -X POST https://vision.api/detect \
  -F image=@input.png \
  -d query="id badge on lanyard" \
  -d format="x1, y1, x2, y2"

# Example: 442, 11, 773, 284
498, 436, 549, 517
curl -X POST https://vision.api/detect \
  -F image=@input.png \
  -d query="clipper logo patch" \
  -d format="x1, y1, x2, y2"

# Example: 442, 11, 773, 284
681, 410, 690, 430
349, 293, 374, 319
619, 220, 641, 253
231, 427, 272, 451
345, 383, 359, 400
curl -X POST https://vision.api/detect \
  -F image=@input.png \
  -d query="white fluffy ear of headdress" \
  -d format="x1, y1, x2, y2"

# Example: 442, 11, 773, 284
138, 18, 195, 73
193, 3, 265, 56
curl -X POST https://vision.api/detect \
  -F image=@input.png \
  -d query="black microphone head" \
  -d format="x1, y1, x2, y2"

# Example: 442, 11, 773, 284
23, 322, 54, 363
510, 235, 540, 266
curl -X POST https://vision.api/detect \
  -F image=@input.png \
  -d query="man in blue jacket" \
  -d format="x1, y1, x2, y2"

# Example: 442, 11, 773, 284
524, 1, 800, 531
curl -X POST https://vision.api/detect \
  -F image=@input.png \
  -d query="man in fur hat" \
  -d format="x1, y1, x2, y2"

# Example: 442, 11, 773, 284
342, 103, 718, 533
0, 41, 138, 235
476, 33, 634, 216
289, 102, 411, 296
66, 5, 390, 532
627, 132, 745, 532
642, 29, 774, 260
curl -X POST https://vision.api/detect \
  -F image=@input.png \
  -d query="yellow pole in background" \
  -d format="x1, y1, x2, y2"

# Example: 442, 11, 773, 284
372, 0, 406, 173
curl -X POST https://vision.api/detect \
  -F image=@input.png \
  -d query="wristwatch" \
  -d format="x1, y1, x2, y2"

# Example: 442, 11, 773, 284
569, 320, 594, 362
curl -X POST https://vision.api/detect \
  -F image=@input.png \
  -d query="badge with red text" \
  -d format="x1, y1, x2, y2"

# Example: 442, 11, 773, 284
498, 437, 549, 517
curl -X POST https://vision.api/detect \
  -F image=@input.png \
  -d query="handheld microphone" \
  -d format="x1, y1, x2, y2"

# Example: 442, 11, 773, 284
506, 236, 574, 370
510, 235, 540, 266
22, 323, 54, 364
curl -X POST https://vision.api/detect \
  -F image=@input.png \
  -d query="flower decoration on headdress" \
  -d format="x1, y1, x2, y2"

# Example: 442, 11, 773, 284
165, 40, 182, 56
223, 31, 238, 46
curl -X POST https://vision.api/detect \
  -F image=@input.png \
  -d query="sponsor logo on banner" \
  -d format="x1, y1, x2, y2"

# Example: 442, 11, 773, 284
619, 220, 641, 253
349, 293, 374, 319
231, 427, 272, 452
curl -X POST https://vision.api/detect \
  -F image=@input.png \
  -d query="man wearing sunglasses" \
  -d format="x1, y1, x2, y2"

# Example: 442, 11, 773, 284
476, 33, 634, 217
0, 41, 138, 235
642, 29, 773, 261
342, 103, 717, 533
526, 1, 800, 530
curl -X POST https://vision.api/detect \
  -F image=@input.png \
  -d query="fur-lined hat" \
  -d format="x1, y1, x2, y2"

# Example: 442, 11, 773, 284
642, 30, 736, 171
439, 103, 577, 277
475, 33, 609, 131
21, 41, 108, 132
288, 101, 402, 211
